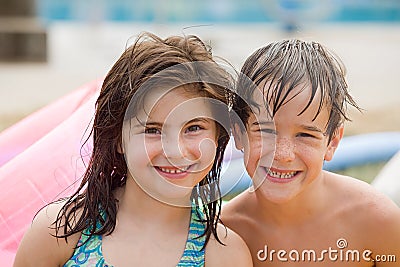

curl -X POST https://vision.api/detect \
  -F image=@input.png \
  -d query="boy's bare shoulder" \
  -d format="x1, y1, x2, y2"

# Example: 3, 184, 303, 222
326, 171, 400, 235
13, 200, 80, 267
326, 171, 399, 213
223, 189, 255, 215
329, 171, 400, 263
221, 190, 265, 248
205, 223, 253, 267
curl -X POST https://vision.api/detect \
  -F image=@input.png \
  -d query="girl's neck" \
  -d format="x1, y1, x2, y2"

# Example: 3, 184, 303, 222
116, 176, 192, 226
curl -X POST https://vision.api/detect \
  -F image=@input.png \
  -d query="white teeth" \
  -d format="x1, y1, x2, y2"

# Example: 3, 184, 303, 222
268, 170, 297, 179
158, 166, 188, 174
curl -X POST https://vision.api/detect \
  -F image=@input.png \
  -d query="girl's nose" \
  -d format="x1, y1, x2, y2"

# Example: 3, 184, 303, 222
274, 137, 295, 162
162, 134, 186, 160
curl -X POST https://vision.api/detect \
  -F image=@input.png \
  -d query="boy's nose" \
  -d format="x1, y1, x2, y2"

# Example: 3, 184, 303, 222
274, 137, 295, 162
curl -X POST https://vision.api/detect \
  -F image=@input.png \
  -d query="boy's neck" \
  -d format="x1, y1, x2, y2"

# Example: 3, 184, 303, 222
254, 172, 329, 226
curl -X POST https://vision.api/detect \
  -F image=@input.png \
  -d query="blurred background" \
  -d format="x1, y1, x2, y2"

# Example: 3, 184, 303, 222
1, 0, 399, 181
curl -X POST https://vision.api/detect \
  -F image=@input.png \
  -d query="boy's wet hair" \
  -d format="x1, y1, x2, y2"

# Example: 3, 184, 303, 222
55, 32, 233, 248
234, 39, 361, 141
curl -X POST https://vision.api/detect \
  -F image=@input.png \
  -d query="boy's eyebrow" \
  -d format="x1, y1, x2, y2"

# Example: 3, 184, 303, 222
145, 121, 163, 127
300, 124, 324, 133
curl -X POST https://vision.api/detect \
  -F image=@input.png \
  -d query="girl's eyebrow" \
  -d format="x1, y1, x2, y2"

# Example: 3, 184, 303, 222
132, 117, 212, 129
131, 120, 163, 129
187, 117, 213, 124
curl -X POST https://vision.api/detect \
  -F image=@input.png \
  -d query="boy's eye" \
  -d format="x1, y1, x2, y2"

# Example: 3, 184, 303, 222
298, 132, 318, 138
259, 128, 276, 134
186, 125, 203, 133
145, 127, 161, 135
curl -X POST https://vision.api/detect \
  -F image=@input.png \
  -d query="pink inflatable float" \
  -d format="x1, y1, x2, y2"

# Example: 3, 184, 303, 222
0, 80, 101, 266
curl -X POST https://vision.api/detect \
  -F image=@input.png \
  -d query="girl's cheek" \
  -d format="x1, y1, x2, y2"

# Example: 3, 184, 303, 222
197, 138, 217, 162
142, 142, 162, 159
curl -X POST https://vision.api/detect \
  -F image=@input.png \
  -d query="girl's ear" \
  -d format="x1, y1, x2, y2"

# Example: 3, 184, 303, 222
233, 123, 245, 151
324, 125, 344, 161
117, 140, 124, 154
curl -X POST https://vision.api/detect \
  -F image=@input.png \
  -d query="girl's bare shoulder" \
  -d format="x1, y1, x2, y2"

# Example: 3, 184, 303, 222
13, 200, 81, 267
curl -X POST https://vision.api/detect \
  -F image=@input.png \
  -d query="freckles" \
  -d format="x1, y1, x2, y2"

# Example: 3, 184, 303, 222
276, 137, 295, 154
279, 137, 292, 148
299, 145, 324, 163
300, 149, 313, 161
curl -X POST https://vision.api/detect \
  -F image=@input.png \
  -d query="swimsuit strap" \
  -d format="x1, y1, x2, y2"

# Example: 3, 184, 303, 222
64, 205, 206, 267
177, 206, 206, 266
63, 222, 110, 267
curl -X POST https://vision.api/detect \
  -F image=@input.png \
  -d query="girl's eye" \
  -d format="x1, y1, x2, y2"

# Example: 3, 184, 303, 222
186, 125, 202, 133
145, 128, 161, 135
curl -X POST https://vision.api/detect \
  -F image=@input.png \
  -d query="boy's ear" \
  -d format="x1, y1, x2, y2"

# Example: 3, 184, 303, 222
233, 123, 245, 151
324, 125, 344, 161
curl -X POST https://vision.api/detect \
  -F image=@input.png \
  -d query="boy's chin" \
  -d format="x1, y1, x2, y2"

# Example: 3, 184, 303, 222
258, 188, 299, 204
250, 178, 301, 204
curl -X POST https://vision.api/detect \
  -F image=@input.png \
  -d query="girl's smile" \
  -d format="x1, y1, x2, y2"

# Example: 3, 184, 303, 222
155, 164, 193, 180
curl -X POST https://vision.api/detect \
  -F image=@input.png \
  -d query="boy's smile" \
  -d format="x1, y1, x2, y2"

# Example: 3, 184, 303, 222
264, 167, 299, 183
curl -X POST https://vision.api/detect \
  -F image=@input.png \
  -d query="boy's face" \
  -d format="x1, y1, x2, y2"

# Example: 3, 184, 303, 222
234, 83, 342, 203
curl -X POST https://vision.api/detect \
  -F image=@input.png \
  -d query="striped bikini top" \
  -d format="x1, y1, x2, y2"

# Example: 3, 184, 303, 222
63, 206, 206, 267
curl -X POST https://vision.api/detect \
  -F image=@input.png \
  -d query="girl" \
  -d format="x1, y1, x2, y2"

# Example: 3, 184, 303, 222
14, 32, 252, 266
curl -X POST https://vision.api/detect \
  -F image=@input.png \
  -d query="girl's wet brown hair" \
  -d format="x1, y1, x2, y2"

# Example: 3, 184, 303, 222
54, 32, 233, 248
234, 39, 361, 142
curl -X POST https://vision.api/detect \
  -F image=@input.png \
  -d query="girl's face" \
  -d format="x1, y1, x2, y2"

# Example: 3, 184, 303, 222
122, 86, 219, 206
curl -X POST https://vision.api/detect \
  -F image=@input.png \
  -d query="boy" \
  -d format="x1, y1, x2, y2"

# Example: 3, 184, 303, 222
222, 39, 400, 266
